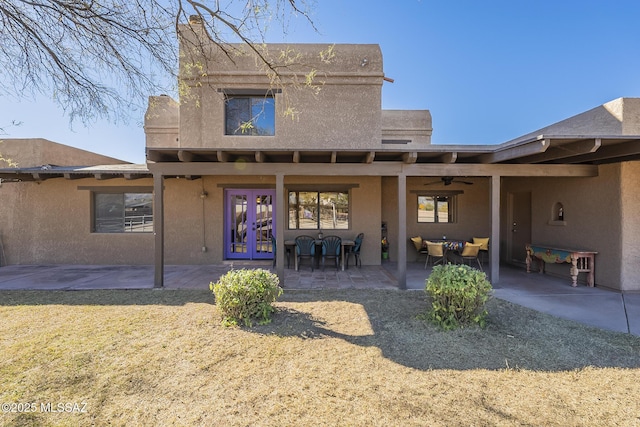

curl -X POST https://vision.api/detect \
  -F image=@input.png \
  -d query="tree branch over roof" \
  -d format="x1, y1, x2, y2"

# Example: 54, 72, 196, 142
0, 0, 316, 126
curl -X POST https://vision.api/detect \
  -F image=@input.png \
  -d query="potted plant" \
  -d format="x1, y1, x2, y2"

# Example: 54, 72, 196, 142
381, 237, 389, 260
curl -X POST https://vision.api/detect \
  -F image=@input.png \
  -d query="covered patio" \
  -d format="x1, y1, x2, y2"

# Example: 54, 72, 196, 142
1, 262, 639, 336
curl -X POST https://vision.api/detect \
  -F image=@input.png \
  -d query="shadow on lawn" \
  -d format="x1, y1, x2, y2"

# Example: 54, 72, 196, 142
2, 288, 639, 372
250, 289, 640, 372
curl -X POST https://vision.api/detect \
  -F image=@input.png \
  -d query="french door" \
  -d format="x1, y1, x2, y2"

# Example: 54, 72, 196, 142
225, 189, 276, 260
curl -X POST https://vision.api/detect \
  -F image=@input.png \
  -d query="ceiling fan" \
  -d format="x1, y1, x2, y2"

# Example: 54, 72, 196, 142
424, 176, 474, 186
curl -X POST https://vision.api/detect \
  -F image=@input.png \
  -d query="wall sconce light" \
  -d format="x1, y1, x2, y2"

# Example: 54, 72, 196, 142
200, 190, 208, 199
361, 57, 369, 67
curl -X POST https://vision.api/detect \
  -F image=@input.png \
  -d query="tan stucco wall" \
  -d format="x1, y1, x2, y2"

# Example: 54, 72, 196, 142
0, 138, 127, 167
382, 176, 492, 263
502, 164, 626, 290
619, 161, 640, 291
381, 110, 432, 146
144, 96, 180, 149
176, 42, 384, 151
0, 174, 383, 266
163, 175, 382, 265
178, 76, 383, 152
0, 178, 154, 265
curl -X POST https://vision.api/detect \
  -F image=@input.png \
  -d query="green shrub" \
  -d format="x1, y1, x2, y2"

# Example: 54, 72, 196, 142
423, 264, 492, 330
210, 268, 283, 327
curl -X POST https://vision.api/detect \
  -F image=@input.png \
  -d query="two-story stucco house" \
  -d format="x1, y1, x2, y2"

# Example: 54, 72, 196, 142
3, 18, 640, 291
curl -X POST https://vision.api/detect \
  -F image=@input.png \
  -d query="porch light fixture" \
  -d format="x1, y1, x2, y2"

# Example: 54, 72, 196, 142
361, 57, 368, 67
200, 190, 208, 199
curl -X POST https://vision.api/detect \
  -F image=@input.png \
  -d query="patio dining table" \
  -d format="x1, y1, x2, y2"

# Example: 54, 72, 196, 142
427, 239, 467, 262
285, 238, 355, 271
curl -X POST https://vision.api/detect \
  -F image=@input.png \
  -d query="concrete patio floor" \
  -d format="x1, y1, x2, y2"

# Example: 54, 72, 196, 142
0, 262, 639, 337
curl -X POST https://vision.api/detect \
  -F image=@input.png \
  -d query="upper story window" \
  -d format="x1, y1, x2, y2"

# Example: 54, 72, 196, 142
225, 94, 275, 136
94, 192, 153, 233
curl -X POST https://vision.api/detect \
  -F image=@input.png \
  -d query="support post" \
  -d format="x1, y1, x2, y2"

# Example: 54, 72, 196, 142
397, 174, 407, 289
276, 173, 285, 284
490, 175, 500, 284
153, 173, 165, 288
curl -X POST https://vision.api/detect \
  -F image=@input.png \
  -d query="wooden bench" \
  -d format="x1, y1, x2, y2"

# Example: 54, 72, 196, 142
526, 244, 597, 287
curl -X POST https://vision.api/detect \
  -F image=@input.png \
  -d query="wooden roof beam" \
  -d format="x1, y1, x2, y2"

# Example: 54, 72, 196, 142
521, 138, 601, 163
178, 150, 195, 162
217, 151, 230, 162
402, 152, 417, 164
365, 151, 375, 164
439, 152, 458, 164
478, 138, 550, 163
564, 139, 640, 163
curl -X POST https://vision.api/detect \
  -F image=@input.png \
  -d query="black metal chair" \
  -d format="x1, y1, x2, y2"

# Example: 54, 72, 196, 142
295, 235, 316, 271
321, 235, 342, 271
347, 233, 364, 268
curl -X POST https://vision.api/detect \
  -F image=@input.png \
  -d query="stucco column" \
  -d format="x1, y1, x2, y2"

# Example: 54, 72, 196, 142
153, 173, 164, 288
397, 174, 407, 289
276, 173, 285, 284
490, 175, 500, 284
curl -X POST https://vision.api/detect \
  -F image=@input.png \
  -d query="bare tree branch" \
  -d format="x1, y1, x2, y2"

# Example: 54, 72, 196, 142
0, 0, 316, 126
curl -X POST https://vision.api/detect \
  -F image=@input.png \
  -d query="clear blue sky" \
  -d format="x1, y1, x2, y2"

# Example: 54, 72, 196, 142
2, 0, 640, 163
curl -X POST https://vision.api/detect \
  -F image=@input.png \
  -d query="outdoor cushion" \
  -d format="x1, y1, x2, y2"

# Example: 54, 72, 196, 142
473, 237, 490, 250
461, 243, 481, 257
410, 236, 423, 252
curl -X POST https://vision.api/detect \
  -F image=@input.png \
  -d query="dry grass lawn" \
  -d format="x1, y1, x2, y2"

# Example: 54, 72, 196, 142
1, 289, 639, 426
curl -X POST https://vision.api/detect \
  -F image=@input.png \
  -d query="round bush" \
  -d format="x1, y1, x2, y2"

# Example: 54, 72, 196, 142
210, 268, 283, 327
424, 264, 492, 330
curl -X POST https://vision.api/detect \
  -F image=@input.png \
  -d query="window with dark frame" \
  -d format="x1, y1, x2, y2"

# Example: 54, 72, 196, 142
417, 194, 455, 223
93, 193, 153, 233
288, 191, 349, 230
225, 95, 275, 136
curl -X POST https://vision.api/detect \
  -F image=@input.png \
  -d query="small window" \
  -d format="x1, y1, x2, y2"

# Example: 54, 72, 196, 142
288, 191, 349, 230
225, 95, 275, 136
94, 193, 153, 233
418, 195, 455, 223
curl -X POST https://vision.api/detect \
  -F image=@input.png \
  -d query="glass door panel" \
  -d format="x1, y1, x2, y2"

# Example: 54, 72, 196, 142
225, 189, 276, 260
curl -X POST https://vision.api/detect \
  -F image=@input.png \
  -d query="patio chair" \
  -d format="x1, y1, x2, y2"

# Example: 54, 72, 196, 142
455, 243, 483, 271
295, 235, 316, 271
425, 241, 445, 269
473, 237, 490, 267
271, 236, 290, 268
410, 236, 428, 263
346, 233, 364, 268
321, 235, 342, 271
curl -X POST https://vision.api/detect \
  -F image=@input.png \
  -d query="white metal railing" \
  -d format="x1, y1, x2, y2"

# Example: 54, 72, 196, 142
125, 214, 154, 232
